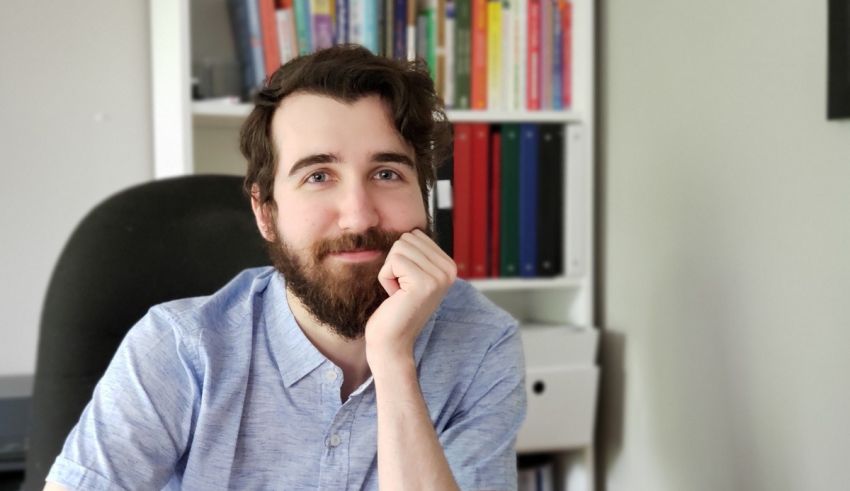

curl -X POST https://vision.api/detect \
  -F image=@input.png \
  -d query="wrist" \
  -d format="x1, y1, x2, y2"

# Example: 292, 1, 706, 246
368, 350, 417, 382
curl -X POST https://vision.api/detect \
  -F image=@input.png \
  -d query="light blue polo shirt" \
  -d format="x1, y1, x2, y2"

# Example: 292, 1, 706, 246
47, 267, 526, 490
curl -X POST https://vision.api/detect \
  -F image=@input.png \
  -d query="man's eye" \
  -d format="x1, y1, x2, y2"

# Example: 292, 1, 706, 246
306, 171, 329, 183
375, 169, 400, 181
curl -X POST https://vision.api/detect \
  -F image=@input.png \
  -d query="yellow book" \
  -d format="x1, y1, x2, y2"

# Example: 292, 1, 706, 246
486, 0, 502, 110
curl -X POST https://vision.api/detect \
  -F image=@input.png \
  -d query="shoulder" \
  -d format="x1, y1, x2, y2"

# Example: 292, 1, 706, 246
141, 266, 277, 343
428, 279, 520, 354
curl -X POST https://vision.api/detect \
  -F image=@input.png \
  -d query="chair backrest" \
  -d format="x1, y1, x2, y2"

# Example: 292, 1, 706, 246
23, 175, 270, 490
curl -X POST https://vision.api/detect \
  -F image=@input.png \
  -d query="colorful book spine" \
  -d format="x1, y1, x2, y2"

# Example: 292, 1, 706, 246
276, 1, 299, 65
561, 0, 572, 107
436, 0, 447, 100
259, 0, 282, 77
516, 0, 528, 110
499, 123, 521, 276
407, 0, 417, 60
539, 0, 553, 109
227, 0, 263, 100
337, 0, 350, 44
518, 123, 539, 277
470, 0, 488, 109
361, 0, 380, 53
454, 0, 471, 108
526, 0, 541, 109
294, 0, 313, 54
311, 0, 334, 50
393, 0, 407, 59
552, 0, 562, 109
501, 0, 516, 111
486, 0, 502, 110
444, 1, 456, 107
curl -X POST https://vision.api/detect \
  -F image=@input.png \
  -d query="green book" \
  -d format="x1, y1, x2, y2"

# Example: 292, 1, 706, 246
454, 0, 471, 109
500, 123, 521, 276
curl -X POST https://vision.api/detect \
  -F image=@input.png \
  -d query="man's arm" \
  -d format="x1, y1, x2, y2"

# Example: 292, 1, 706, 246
43, 482, 69, 491
366, 229, 460, 490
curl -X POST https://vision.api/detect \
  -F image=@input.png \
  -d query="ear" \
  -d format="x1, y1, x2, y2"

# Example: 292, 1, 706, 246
250, 184, 277, 242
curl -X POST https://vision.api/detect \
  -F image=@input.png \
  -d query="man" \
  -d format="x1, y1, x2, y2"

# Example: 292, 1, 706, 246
45, 46, 526, 490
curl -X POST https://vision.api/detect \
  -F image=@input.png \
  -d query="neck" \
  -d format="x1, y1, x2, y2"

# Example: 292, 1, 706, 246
284, 288, 371, 387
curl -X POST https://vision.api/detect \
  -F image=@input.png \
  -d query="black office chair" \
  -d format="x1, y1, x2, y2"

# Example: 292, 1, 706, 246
23, 175, 270, 490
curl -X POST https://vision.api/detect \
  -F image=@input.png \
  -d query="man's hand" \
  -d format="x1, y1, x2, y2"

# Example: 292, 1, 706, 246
365, 229, 457, 370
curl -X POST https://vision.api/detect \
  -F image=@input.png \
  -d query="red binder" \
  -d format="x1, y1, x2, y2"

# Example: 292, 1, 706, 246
470, 123, 490, 278
490, 130, 501, 277
452, 124, 473, 278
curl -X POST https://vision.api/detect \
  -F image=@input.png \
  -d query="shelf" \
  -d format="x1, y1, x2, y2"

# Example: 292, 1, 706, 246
469, 277, 582, 292
192, 100, 582, 127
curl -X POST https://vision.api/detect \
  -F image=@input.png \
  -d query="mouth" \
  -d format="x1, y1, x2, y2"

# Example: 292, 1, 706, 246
327, 249, 383, 263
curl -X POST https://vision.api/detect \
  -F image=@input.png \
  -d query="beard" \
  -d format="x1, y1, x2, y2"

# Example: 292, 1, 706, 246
266, 228, 404, 340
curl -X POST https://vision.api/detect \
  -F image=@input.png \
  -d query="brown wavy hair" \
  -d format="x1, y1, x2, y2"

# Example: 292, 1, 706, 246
240, 45, 452, 211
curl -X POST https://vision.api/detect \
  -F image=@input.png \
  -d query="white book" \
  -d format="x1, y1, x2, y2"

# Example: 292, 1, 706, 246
276, 7, 298, 65
444, 2, 456, 108
501, 1, 515, 111
350, 0, 363, 45
516, 0, 528, 110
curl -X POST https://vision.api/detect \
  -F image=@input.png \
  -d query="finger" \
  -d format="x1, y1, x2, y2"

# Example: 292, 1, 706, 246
388, 237, 446, 284
379, 249, 437, 294
377, 259, 401, 296
404, 230, 457, 280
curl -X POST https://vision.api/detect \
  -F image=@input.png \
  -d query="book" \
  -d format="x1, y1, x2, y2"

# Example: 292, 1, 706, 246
561, 0, 572, 107
259, 0, 282, 77
276, 0, 299, 65
501, 0, 516, 110
536, 123, 563, 276
526, 0, 541, 109
361, 0, 380, 53
336, 0, 350, 44
310, 0, 334, 50
499, 123, 520, 276
407, 0, 417, 60
452, 124, 473, 278
470, 0, 488, 109
393, 0, 407, 59
518, 123, 539, 277
540, 0, 553, 109
444, 1, 456, 107
516, 0, 528, 110
293, 0, 313, 54
227, 0, 266, 100
486, 0, 502, 110
489, 127, 502, 277
552, 0, 563, 109
454, 0, 471, 108
470, 123, 490, 277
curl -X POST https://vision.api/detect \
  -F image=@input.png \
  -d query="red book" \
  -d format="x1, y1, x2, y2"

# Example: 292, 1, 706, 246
258, 0, 282, 78
471, 0, 488, 109
489, 131, 501, 277
452, 124, 473, 279
527, 0, 541, 110
470, 123, 490, 278
561, 0, 572, 107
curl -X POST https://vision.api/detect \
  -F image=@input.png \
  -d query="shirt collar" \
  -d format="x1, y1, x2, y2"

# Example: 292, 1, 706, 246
264, 271, 439, 388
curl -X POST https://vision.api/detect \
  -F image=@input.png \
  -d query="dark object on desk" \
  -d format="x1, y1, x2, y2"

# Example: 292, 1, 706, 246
828, 0, 850, 118
23, 175, 270, 490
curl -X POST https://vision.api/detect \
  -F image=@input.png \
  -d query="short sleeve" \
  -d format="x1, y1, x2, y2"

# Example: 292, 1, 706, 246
46, 307, 200, 491
439, 323, 527, 491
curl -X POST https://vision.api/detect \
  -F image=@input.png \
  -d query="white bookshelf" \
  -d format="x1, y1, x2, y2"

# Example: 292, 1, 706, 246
150, 0, 597, 489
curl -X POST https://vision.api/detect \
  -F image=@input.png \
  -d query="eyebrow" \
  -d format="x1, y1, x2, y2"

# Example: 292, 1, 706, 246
287, 152, 415, 177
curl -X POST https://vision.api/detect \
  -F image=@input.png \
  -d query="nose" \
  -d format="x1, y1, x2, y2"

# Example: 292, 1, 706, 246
337, 182, 380, 233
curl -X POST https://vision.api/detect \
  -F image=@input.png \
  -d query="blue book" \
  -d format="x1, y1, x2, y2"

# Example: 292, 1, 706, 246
361, 0, 380, 53
393, 0, 407, 59
336, 0, 349, 44
227, 0, 266, 100
518, 124, 539, 277
552, 1, 563, 110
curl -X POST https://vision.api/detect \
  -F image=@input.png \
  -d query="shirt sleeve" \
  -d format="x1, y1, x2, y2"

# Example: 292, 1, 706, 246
439, 322, 528, 491
46, 307, 200, 491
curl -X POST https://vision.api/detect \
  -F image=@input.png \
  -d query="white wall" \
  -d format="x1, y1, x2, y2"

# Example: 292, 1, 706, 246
599, 0, 850, 490
0, 1, 153, 376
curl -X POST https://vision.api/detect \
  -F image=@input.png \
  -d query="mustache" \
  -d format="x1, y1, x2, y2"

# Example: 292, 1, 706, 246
313, 228, 403, 260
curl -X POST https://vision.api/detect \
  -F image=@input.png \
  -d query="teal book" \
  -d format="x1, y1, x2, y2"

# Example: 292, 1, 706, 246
294, 0, 312, 54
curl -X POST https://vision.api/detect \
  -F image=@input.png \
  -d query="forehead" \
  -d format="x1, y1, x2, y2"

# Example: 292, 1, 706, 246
270, 93, 413, 173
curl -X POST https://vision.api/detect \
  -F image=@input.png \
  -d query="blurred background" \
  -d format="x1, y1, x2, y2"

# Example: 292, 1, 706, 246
2, 1, 850, 490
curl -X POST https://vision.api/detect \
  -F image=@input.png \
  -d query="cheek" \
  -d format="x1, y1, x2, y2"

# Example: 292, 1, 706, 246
378, 193, 429, 230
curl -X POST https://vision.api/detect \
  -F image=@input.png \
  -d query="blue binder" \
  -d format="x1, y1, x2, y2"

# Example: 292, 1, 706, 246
519, 124, 539, 277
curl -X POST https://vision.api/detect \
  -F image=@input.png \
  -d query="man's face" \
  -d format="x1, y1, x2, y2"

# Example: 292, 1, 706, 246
253, 93, 429, 338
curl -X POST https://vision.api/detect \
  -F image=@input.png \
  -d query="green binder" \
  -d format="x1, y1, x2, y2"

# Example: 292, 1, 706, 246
500, 123, 521, 276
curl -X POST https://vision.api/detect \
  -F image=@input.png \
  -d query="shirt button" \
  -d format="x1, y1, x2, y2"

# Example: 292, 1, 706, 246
328, 434, 342, 447
325, 369, 338, 382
